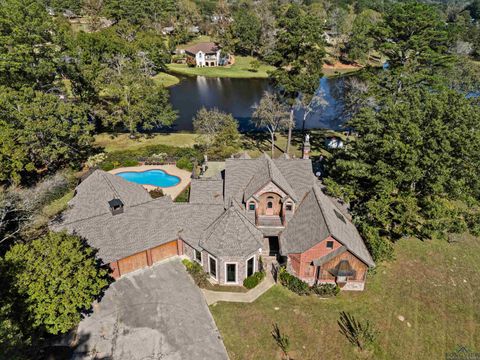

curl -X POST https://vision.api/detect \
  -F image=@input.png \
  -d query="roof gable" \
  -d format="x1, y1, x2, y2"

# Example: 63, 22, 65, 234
280, 184, 375, 267
199, 205, 263, 257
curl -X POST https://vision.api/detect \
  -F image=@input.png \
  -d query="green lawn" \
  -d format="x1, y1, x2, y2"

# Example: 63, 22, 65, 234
167, 56, 276, 79
210, 235, 480, 360
94, 133, 199, 152
152, 72, 180, 87
94, 130, 340, 159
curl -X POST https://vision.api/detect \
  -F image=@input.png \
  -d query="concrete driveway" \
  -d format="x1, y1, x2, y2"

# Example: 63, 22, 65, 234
72, 258, 229, 360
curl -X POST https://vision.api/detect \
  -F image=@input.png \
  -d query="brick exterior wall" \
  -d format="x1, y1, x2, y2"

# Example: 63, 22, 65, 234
287, 236, 368, 290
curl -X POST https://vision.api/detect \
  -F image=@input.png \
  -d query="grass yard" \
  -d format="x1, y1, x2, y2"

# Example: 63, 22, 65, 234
176, 35, 214, 50
152, 72, 180, 87
210, 235, 480, 360
167, 56, 275, 79
94, 133, 199, 152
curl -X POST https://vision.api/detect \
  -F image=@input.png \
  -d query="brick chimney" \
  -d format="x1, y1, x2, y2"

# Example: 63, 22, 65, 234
302, 134, 311, 160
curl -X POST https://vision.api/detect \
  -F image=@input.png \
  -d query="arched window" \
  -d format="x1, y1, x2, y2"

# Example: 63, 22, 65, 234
267, 201, 273, 209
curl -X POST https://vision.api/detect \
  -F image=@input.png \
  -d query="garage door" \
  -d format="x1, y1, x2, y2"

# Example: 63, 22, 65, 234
151, 240, 178, 263
118, 251, 148, 275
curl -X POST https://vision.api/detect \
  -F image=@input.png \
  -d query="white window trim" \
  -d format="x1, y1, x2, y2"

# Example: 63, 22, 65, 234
245, 256, 256, 278
194, 249, 202, 264
224, 262, 238, 284
208, 254, 217, 280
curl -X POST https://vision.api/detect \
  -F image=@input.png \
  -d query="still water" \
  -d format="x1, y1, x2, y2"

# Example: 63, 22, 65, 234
168, 75, 347, 132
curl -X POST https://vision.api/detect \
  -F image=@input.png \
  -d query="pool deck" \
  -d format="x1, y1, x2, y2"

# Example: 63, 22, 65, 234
109, 165, 191, 200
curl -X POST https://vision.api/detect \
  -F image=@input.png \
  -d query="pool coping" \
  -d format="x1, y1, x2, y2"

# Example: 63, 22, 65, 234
109, 165, 191, 200
115, 169, 182, 189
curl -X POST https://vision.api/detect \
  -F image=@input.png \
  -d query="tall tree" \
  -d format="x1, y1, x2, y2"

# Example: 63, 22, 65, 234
193, 108, 241, 158
325, 86, 480, 261
229, 6, 261, 56
0, 0, 59, 90
3, 231, 109, 335
371, 1, 453, 84
251, 92, 291, 157
100, 60, 177, 135
268, 4, 325, 154
0, 88, 94, 185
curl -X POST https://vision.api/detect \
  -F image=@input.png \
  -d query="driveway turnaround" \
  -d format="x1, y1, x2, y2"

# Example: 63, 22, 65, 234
72, 258, 229, 360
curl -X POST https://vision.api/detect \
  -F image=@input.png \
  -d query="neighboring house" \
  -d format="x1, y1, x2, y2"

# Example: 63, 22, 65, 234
54, 143, 374, 290
184, 42, 225, 67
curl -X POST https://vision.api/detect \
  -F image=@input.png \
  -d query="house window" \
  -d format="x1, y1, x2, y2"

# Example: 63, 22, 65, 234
267, 202, 273, 209
286, 203, 292, 211
194, 249, 202, 263
249, 202, 255, 211
225, 263, 237, 283
209, 255, 217, 279
246, 256, 255, 277
326, 241, 334, 249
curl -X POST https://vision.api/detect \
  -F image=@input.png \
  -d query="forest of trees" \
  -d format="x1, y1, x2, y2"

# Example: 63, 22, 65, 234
0, 0, 480, 358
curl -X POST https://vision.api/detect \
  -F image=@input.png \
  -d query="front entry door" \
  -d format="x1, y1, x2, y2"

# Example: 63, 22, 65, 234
268, 237, 279, 256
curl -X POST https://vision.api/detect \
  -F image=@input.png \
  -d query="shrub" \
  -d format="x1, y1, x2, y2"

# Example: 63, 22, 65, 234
272, 323, 291, 360
278, 267, 311, 296
182, 259, 208, 287
149, 188, 164, 199
249, 59, 260, 72
243, 271, 266, 289
176, 157, 193, 171
338, 311, 377, 351
311, 283, 340, 297
175, 186, 190, 202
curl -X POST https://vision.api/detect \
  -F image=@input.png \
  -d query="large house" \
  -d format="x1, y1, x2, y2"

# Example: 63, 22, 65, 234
54, 150, 374, 291
184, 42, 225, 67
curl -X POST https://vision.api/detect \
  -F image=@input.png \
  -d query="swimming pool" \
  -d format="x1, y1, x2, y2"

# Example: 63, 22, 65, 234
116, 169, 181, 188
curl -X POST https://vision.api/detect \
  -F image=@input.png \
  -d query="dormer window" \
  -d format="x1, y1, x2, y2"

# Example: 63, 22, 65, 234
108, 199, 124, 215
286, 203, 293, 211
249, 202, 255, 211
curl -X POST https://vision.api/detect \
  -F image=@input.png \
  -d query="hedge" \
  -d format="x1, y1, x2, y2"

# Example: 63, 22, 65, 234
243, 271, 266, 289
99, 144, 201, 171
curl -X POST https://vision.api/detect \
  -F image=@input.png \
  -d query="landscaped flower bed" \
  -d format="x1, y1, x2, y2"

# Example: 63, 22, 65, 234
278, 267, 340, 297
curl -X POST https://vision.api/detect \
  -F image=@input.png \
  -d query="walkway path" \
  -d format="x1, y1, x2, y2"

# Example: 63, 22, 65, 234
202, 271, 275, 305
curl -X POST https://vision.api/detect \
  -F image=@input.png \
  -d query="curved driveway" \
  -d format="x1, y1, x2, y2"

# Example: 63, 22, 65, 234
72, 258, 229, 360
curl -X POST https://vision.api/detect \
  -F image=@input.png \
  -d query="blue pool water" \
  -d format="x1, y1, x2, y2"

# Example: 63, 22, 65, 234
116, 170, 181, 187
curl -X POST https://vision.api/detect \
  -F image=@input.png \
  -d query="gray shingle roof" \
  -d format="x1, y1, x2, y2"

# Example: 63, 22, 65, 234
280, 184, 375, 267
176, 203, 225, 250
243, 154, 297, 202
54, 197, 179, 263
224, 154, 313, 207
189, 178, 224, 205
199, 205, 263, 257
62, 170, 152, 223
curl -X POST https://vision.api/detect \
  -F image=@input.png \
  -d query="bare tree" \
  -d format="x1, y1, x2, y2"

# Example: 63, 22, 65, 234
252, 92, 291, 157
297, 89, 328, 136
0, 173, 70, 245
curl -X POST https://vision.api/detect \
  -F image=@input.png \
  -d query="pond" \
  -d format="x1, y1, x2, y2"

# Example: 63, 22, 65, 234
168, 75, 348, 132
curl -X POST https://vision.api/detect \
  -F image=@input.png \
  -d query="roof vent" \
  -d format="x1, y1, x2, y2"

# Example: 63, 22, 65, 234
334, 209, 346, 224
108, 199, 124, 215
